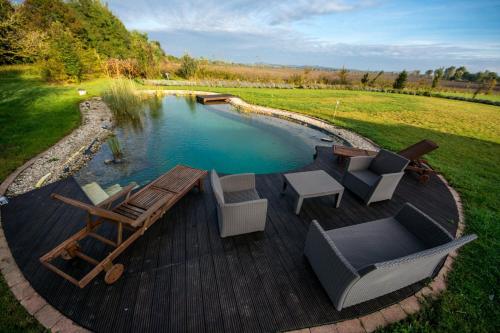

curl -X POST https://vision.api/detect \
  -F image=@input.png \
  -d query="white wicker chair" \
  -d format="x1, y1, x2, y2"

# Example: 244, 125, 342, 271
211, 170, 268, 237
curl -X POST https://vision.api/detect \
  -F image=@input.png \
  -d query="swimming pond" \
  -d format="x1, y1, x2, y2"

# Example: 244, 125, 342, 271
75, 95, 345, 188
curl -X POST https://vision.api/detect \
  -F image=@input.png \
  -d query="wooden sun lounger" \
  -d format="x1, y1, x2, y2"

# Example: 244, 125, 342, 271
332, 145, 377, 163
398, 139, 439, 183
333, 140, 439, 183
40, 165, 207, 288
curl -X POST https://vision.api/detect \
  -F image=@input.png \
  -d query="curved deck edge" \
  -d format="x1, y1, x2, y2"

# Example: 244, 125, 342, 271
0, 89, 465, 333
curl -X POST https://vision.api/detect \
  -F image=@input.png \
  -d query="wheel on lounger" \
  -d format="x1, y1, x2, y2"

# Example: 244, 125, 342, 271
104, 264, 124, 284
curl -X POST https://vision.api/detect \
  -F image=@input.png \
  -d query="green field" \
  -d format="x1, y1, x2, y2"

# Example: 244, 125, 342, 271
1, 73, 499, 332
441, 91, 500, 102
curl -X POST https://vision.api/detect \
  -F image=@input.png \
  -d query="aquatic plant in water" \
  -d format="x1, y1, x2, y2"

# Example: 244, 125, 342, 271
107, 134, 123, 162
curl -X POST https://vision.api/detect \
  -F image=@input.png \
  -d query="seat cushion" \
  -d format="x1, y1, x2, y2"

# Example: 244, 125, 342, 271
326, 218, 426, 270
350, 170, 379, 186
369, 149, 409, 175
224, 189, 260, 204
343, 170, 379, 199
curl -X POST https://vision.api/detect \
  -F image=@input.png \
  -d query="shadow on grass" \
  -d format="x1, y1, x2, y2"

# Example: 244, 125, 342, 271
0, 70, 82, 180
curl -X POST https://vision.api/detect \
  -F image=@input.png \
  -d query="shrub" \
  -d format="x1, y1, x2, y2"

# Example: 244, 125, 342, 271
432, 68, 444, 88
39, 21, 99, 82
360, 73, 369, 86
393, 70, 408, 89
177, 53, 198, 79
369, 71, 384, 86
338, 66, 349, 85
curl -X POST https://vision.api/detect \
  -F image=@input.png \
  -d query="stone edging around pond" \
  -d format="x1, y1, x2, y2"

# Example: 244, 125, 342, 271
0, 90, 465, 333
5, 98, 113, 197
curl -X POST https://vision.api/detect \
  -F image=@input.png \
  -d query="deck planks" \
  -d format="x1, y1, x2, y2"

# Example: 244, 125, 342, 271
1, 147, 458, 332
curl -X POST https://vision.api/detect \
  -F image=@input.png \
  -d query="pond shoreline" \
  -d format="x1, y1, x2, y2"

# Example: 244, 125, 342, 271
5, 90, 378, 196
6, 97, 113, 196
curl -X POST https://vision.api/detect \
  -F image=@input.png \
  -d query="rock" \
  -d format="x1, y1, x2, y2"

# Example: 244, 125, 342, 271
6, 98, 114, 196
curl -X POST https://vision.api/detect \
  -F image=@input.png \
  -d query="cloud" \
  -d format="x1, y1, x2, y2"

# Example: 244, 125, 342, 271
268, 0, 371, 25
111, 0, 371, 33
106, 0, 500, 72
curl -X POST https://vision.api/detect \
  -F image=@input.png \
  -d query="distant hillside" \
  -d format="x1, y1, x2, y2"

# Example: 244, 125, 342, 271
0, 0, 165, 81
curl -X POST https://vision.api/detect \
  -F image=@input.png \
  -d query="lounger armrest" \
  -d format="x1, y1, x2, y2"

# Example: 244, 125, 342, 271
97, 183, 136, 208
395, 203, 454, 247
220, 173, 256, 192
51, 193, 135, 225
346, 156, 374, 172
304, 220, 360, 311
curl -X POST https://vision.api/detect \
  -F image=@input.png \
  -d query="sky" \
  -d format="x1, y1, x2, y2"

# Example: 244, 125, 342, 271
106, 0, 500, 72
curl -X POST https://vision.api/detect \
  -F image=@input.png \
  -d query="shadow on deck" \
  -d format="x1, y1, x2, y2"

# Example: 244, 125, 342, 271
1, 147, 458, 332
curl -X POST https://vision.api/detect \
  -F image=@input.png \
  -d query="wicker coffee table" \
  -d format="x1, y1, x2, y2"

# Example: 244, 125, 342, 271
282, 170, 344, 215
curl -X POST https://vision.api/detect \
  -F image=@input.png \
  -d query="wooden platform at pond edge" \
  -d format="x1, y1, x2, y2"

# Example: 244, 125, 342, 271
196, 94, 234, 104
1, 147, 458, 333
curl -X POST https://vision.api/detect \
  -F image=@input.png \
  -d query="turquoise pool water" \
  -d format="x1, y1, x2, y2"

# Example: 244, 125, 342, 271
75, 95, 345, 188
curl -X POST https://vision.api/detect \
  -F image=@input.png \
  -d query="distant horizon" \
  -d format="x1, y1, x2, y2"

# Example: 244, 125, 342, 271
165, 57, 499, 75
106, 0, 500, 73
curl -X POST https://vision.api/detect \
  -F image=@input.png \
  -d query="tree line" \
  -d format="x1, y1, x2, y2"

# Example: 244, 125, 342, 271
0, 0, 165, 82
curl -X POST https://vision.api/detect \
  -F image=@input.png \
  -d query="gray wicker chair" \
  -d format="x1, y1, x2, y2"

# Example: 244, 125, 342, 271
211, 170, 268, 237
304, 203, 477, 311
343, 149, 410, 205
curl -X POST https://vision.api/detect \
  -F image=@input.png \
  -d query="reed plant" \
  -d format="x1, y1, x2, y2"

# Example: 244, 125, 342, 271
103, 78, 144, 130
107, 134, 123, 161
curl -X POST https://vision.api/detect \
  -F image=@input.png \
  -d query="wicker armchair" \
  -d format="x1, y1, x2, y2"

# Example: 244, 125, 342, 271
304, 203, 477, 310
343, 149, 410, 205
211, 170, 268, 237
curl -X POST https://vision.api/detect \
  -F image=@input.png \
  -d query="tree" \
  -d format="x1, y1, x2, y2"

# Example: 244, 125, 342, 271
393, 70, 408, 89
19, 0, 82, 32
432, 68, 444, 88
360, 73, 369, 86
0, 0, 23, 64
369, 70, 384, 86
69, 0, 132, 59
453, 66, 467, 80
444, 66, 456, 80
473, 71, 498, 98
0, 0, 13, 20
425, 69, 433, 77
177, 53, 198, 79
338, 66, 349, 85
39, 21, 98, 82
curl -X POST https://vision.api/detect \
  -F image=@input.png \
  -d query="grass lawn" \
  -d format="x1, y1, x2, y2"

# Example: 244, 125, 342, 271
0, 66, 112, 180
441, 91, 500, 102
159, 86, 500, 332
1, 73, 499, 331
0, 66, 111, 332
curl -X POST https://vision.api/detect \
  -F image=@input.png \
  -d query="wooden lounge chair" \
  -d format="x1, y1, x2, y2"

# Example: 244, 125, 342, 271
333, 140, 438, 183
39, 165, 207, 288
333, 145, 377, 163
398, 139, 438, 183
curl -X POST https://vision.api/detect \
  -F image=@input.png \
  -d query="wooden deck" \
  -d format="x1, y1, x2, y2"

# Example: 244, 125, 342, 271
196, 94, 234, 104
1, 147, 458, 333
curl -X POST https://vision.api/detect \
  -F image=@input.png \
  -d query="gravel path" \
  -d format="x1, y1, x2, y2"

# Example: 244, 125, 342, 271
7, 97, 113, 196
